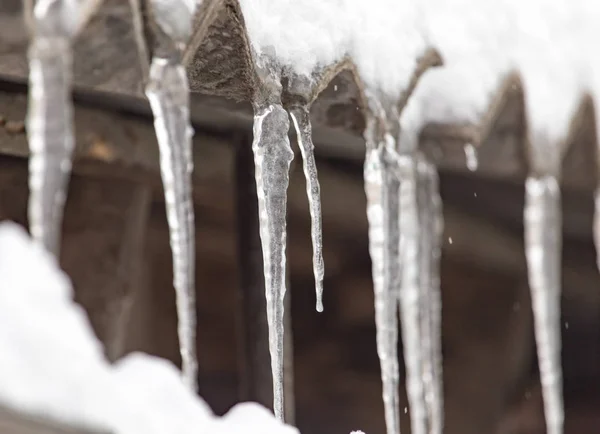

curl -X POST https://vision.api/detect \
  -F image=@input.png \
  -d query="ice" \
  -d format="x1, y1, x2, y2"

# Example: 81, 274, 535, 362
146, 58, 198, 392
390, 124, 444, 434
289, 105, 325, 312
26, 0, 102, 256
396, 152, 427, 434
0, 221, 299, 434
416, 159, 444, 434
464, 143, 478, 172
524, 176, 564, 434
251, 101, 294, 421
145, 0, 199, 391
237, 0, 425, 99
595, 190, 600, 272
363, 108, 401, 434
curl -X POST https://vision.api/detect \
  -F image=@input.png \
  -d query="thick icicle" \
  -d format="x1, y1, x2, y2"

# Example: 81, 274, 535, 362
396, 151, 428, 434
416, 158, 444, 434
144, 0, 198, 391
26, 0, 100, 256
524, 175, 564, 434
364, 113, 401, 434
252, 102, 294, 421
146, 58, 197, 391
289, 105, 325, 312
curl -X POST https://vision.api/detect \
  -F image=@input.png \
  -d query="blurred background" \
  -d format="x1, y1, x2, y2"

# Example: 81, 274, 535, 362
0, 130, 599, 433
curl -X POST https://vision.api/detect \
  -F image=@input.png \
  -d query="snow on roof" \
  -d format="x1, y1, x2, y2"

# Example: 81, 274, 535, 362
237, 0, 600, 145
0, 221, 300, 434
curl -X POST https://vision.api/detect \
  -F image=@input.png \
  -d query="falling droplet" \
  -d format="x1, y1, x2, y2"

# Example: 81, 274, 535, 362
524, 175, 564, 434
289, 105, 325, 312
364, 115, 401, 434
464, 143, 478, 172
251, 102, 294, 421
145, 57, 197, 391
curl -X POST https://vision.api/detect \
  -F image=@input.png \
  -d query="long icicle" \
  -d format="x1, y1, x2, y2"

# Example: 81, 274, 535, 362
524, 174, 564, 434
417, 157, 444, 434
251, 102, 294, 421
396, 151, 427, 434
364, 114, 401, 434
594, 188, 600, 272
289, 105, 325, 312
145, 57, 197, 391
26, 0, 98, 256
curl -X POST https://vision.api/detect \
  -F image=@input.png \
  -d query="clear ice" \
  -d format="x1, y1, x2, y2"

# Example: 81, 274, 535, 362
396, 151, 428, 434
145, 58, 197, 391
363, 113, 401, 434
524, 175, 564, 434
144, 0, 198, 391
26, 0, 94, 256
416, 157, 444, 434
251, 102, 294, 421
289, 105, 325, 312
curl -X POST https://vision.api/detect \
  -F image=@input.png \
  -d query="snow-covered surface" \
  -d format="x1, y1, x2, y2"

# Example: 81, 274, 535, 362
237, 0, 425, 99
0, 221, 299, 434
238, 0, 600, 145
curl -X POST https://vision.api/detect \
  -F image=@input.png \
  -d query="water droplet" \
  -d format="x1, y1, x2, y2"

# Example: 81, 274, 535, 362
448, 237, 453, 244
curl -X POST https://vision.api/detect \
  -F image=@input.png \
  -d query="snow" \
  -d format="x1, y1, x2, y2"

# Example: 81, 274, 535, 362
0, 221, 299, 434
238, 0, 600, 144
237, 0, 425, 99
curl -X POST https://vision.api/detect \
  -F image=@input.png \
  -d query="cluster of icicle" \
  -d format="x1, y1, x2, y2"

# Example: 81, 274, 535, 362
24, 3, 567, 434
26, 0, 199, 391
362, 95, 444, 434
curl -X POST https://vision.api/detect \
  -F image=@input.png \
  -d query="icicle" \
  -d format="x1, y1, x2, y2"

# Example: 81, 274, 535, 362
364, 113, 401, 434
463, 143, 478, 172
145, 57, 197, 391
26, 0, 101, 256
396, 150, 427, 434
289, 105, 325, 312
252, 102, 294, 421
144, 0, 198, 391
524, 174, 563, 434
416, 158, 444, 434
594, 188, 600, 273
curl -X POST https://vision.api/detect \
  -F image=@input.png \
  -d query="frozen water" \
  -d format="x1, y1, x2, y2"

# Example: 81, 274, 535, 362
27, 34, 73, 257
0, 221, 299, 434
289, 105, 325, 312
595, 189, 600, 273
143, 0, 200, 391
145, 57, 198, 391
464, 143, 478, 171
416, 158, 444, 434
396, 152, 427, 434
363, 113, 401, 434
251, 103, 294, 421
26, 0, 104, 256
524, 175, 564, 434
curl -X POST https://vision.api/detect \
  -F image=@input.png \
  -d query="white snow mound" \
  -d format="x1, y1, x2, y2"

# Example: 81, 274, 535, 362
0, 221, 299, 434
